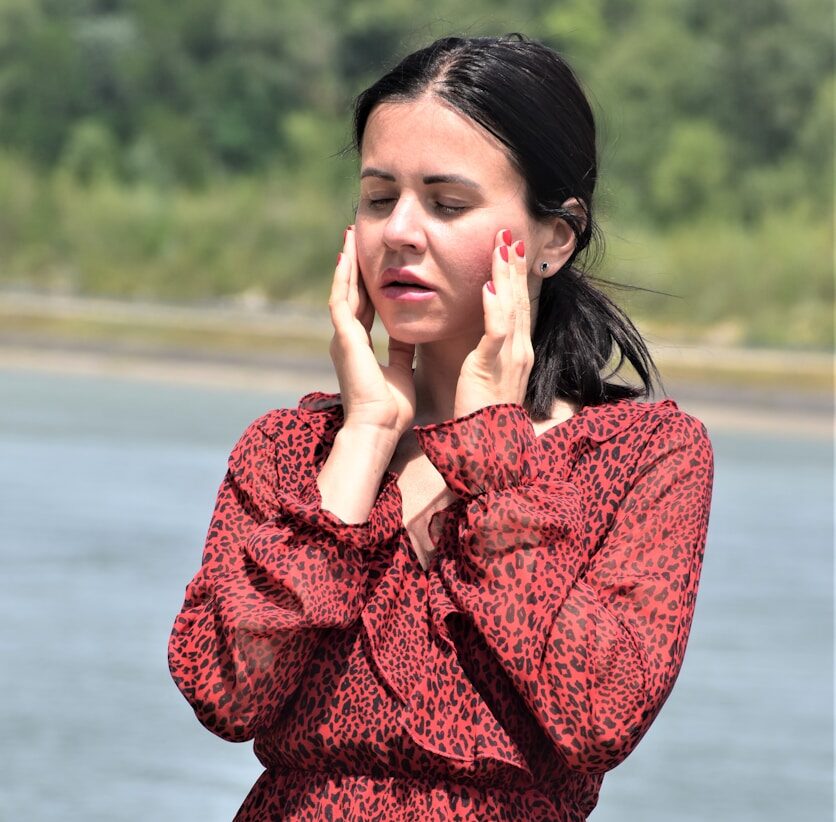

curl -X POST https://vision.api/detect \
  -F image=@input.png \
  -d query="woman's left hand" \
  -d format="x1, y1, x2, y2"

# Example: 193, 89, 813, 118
454, 229, 534, 418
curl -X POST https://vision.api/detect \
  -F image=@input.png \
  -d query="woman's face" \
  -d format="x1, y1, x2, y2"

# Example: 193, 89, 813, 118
355, 95, 552, 348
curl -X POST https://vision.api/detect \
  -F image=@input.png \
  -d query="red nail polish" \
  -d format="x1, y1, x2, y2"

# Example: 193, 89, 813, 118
499, 245, 509, 262
515, 240, 525, 257
501, 229, 512, 245
487, 281, 496, 294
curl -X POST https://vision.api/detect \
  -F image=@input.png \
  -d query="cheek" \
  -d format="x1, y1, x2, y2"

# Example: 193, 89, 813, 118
446, 236, 495, 287
354, 226, 376, 285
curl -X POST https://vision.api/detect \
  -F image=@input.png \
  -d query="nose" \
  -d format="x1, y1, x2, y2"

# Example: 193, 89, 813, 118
382, 194, 426, 254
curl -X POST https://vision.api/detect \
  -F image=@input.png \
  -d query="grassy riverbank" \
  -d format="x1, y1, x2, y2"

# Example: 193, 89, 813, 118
2, 292, 832, 438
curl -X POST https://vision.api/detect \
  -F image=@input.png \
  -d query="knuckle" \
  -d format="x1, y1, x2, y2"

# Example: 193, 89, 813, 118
512, 344, 534, 365
331, 325, 350, 347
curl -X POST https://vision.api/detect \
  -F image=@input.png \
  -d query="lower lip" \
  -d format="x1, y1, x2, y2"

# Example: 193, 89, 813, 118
380, 285, 436, 302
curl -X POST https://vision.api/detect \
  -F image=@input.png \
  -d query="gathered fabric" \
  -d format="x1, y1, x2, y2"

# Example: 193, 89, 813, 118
169, 393, 713, 820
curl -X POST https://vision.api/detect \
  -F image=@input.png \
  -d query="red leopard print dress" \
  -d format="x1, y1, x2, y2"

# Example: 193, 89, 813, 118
169, 393, 713, 820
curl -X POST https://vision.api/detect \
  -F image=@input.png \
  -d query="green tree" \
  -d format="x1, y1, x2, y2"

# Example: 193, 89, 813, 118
650, 120, 732, 223
58, 118, 119, 183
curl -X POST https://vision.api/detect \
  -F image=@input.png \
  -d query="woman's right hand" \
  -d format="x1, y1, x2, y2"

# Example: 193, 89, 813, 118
328, 226, 416, 442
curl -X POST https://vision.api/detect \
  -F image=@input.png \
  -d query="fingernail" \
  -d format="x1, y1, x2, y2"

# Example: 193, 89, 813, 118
515, 240, 525, 257
501, 229, 512, 245
499, 245, 509, 262
487, 281, 496, 294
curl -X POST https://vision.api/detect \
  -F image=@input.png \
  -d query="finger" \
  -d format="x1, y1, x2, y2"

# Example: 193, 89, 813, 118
475, 278, 507, 361
491, 227, 513, 294
494, 227, 512, 250
330, 229, 348, 298
387, 337, 415, 372
357, 277, 375, 335
512, 239, 531, 340
329, 288, 357, 337
329, 248, 350, 321
344, 225, 361, 313
492, 239, 515, 329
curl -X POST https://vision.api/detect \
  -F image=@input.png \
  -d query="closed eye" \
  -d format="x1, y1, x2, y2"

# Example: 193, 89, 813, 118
364, 197, 395, 211
360, 196, 468, 216
434, 202, 467, 215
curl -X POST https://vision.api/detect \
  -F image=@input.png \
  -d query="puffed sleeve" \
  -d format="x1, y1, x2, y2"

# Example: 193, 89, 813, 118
416, 402, 713, 774
168, 410, 395, 743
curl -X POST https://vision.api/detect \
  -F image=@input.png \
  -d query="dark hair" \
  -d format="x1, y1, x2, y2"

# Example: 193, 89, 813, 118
353, 34, 659, 417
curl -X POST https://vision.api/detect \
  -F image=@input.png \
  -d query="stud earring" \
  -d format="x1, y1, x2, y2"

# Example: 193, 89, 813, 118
539, 261, 550, 274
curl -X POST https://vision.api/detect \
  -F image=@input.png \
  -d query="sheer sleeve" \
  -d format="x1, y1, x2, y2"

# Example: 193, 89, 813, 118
417, 402, 713, 774
168, 411, 394, 742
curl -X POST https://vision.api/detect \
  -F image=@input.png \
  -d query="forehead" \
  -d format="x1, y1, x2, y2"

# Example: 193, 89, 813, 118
360, 95, 516, 182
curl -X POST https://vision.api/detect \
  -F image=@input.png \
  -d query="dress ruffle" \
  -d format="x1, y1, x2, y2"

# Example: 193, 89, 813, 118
361, 528, 533, 773
285, 394, 685, 774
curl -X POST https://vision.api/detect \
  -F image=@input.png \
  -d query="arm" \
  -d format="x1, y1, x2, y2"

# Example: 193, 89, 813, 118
418, 402, 714, 774
170, 221, 416, 743
168, 414, 388, 742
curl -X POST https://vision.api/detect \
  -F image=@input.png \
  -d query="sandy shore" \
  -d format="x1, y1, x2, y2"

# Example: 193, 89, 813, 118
3, 290, 832, 437
3, 341, 832, 439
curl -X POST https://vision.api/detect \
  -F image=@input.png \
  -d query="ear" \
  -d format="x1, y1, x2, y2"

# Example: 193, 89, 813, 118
535, 197, 587, 279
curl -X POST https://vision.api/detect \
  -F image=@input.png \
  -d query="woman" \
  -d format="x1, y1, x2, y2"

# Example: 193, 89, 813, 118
169, 35, 714, 821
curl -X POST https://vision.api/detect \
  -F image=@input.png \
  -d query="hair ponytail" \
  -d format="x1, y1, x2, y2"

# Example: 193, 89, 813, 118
526, 267, 659, 419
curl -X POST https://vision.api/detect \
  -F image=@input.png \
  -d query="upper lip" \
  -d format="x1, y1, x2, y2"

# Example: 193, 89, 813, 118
380, 267, 434, 290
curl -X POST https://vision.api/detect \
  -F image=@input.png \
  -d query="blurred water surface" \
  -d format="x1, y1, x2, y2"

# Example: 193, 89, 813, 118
1, 369, 832, 821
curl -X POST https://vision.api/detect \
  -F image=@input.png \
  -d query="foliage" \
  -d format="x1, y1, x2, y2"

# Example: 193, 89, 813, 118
601, 212, 834, 347
0, 0, 832, 348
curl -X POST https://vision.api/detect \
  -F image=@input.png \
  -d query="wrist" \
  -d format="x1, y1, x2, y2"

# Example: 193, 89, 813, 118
316, 425, 400, 524
416, 403, 540, 498
338, 421, 403, 457
453, 397, 522, 420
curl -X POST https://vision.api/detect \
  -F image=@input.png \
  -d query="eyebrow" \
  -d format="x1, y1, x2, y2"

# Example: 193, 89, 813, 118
360, 167, 483, 191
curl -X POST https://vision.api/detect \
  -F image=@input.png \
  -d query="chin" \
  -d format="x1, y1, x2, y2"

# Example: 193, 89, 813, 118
377, 313, 484, 348
377, 317, 441, 346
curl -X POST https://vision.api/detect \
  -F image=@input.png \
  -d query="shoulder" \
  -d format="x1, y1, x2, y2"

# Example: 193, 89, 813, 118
225, 392, 343, 500
580, 397, 711, 450
228, 391, 343, 470
576, 400, 714, 519
234, 392, 342, 444
636, 399, 713, 459
572, 398, 713, 490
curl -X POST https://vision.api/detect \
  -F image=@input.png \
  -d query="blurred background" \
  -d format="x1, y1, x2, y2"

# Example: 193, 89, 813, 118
1, 1, 833, 820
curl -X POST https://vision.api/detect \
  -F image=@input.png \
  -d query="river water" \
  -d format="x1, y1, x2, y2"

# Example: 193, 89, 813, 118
1, 369, 832, 821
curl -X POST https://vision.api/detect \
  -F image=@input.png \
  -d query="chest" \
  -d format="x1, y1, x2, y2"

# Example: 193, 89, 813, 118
389, 444, 455, 571
385, 415, 575, 570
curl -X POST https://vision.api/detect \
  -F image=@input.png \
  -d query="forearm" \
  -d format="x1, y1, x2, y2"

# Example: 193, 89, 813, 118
316, 424, 400, 523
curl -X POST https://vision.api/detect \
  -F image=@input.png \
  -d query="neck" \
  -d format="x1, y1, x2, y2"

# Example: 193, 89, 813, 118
412, 335, 477, 426
411, 333, 578, 430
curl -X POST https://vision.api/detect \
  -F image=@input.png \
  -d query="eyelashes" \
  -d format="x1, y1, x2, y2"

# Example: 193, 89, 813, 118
434, 203, 467, 215
362, 197, 467, 216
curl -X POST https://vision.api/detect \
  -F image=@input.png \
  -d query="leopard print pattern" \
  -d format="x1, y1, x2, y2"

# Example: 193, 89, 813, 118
169, 395, 713, 820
